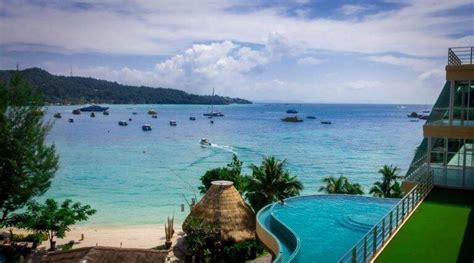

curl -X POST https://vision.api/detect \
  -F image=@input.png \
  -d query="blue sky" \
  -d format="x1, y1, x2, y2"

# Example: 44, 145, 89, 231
0, 0, 473, 103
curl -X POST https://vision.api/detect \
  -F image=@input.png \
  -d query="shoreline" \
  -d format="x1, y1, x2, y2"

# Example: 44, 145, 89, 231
3, 224, 183, 250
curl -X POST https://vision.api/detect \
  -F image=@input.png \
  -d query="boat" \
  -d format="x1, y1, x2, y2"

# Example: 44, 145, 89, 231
132, 112, 138, 115
306, 116, 316, 119
79, 105, 109, 112
286, 109, 298, 114
152, 115, 158, 119
118, 121, 128, 126
129, 118, 132, 121
321, 121, 331, 124
419, 115, 428, 120
210, 120, 214, 124
148, 110, 157, 115
200, 138, 211, 146
203, 88, 224, 117
410, 119, 419, 122
142, 124, 152, 131
189, 116, 196, 121
72, 109, 81, 115
281, 116, 303, 122
68, 118, 74, 123
53, 113, 62, 118
103, 111, 109, 116
422, 110, 430, 113
90, 112, 95, 117
170, 120, 177, 126
407, 112, 419, 118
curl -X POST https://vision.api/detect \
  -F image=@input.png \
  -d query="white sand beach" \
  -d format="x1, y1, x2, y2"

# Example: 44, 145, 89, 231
4, 224, 183, 250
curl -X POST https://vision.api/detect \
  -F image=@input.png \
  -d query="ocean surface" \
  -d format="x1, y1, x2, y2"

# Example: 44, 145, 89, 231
42, 103, 428, 225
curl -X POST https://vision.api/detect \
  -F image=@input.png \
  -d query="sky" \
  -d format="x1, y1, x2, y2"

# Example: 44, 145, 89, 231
0, 0, 473, 104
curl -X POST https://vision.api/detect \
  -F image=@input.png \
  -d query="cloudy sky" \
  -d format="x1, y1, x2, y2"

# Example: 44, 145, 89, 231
1, 0, 473, 103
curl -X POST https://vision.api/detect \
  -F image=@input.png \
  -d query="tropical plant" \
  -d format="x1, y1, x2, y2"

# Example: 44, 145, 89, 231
182, 216, 220, 261
9, 199, 96, 250
370, 165, 403, 198
164, 216, 174, 249
199, 155, 247, 194
318, 175, 364, 195
245, 156, 303, 212
0, 73, 59, 225
221, 239, 264, 262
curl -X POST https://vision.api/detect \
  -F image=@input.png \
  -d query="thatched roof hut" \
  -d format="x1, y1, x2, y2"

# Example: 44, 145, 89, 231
42, 246, 168, 263
183, 180, 256, 243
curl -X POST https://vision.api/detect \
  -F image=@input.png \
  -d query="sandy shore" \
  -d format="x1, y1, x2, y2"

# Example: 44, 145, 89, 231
4, 224, 183, 250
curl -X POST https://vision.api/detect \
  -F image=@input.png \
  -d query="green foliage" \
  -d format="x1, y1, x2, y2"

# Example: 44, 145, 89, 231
9, 198, 96, 250
318, 175, 364, 195
221, 240, 264, 262
0, 68, 252, 105
198, 155, 247, 194
0, 73, 59, 225
182, 216, 220, 261
12, 232, 48, 245
245, 156, 303, 212
370, 165, 403, 198
61, 240, 75, 251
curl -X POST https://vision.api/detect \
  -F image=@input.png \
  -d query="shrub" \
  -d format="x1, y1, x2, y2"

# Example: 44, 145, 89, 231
222, 240, 264, 262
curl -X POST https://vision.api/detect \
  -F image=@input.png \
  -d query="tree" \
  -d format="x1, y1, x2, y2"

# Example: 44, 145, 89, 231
199, 155, 247, 194
245, 156, 303, 212
0, 73, 59, 225
318, 175, 364, 195
182, 216, 220, 262
370, 165, 403, 198
10, 199, 96, 250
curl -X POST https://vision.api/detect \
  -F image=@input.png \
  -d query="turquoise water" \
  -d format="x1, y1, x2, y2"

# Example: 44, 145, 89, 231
259, 195, 398, 262
42, 103, 426, 225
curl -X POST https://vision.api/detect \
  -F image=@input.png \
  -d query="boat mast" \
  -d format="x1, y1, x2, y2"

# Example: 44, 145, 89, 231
211, 88, 215, 113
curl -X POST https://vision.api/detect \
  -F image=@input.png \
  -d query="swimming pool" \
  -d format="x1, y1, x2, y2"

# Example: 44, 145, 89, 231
256, 195, 399, 262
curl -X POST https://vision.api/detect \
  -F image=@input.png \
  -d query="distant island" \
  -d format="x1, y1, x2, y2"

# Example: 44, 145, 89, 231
0, 68, 252, 105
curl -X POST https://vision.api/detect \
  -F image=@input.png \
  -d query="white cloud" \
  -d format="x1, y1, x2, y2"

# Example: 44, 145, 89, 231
345, 80, 383, 90
338, 4, 373, 15
297, 56, 324, 66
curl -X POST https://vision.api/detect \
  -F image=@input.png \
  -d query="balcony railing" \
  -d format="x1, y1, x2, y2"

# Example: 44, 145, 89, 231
338, 169, 433, 263
448, 47, 474, 65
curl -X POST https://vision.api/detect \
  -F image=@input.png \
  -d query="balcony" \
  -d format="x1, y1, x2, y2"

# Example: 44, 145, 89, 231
446, 47, 474, 81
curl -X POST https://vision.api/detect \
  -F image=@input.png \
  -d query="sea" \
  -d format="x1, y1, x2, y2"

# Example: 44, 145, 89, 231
42, 103, 428, 225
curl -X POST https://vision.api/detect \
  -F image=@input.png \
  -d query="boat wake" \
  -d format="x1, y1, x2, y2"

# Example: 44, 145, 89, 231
207, 143, 238, 155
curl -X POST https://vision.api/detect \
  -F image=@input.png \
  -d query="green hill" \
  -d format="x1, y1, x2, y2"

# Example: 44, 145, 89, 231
0, 68, 252, 105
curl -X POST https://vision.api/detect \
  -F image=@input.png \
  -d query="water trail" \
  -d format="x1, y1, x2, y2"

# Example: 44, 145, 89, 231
208, 143, 238, 155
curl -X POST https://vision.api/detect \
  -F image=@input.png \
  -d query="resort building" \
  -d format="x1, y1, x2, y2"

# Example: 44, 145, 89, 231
406, 46, 474, 190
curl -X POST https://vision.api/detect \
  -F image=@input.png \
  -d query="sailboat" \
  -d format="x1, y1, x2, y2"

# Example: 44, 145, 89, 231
203, 88, 224, 117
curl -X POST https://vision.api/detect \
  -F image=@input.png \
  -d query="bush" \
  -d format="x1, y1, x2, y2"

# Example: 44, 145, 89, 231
11, 232, 48, 248
62, 240, 75, 251
222, 240, 264, 262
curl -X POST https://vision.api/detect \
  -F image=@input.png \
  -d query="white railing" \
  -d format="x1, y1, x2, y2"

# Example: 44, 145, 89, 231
338, 171, 433, 263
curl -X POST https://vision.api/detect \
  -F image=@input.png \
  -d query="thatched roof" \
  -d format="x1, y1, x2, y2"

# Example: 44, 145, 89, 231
183, 180, 256, 243
42, 246, 168, 263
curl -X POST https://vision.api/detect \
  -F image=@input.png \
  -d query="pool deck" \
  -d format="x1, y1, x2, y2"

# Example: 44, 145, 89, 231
376, 187, 474, 262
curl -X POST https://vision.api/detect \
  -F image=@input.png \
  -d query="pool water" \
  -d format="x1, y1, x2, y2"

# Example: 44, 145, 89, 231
258, 195, 398, 262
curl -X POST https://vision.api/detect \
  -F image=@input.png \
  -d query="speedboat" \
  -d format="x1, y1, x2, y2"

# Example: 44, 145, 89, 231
53, 113, 62, 118
118, 121, 128, 126
148, 110, 157, 115
79, 105, 109, 112
286, 109, 298, 114
152, 115, 158, 119
68, 118, 74, 123
419, 115, 428, 120
132, 112, 138, 115
170, 120, 177, 126
90, 112, 95, 117
72, 109, 81, 115
103, 111, 109, 116
142, 124, 152, 131
200, 138, 211, 146
306, 116, 316, 119
321, 121, 331, 125
189, 116, 196, 121
281, 116, 303, 122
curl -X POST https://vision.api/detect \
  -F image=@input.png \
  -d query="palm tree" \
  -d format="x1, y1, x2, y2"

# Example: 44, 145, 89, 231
319, 175, 364, 195
245, 156, 303, 212
370, 165, 402, 198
